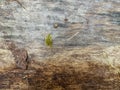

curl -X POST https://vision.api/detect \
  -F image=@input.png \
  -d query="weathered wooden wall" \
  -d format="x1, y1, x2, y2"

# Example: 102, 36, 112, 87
0, 0, 120, 89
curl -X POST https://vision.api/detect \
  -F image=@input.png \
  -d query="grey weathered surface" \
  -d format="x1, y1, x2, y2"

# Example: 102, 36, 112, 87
0, 0, 120, 59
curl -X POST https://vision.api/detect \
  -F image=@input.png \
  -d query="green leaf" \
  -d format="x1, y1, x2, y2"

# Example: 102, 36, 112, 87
45, 34, 53, 47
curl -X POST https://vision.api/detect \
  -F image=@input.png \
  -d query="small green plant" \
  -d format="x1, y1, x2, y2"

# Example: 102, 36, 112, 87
45, 34, 53, 48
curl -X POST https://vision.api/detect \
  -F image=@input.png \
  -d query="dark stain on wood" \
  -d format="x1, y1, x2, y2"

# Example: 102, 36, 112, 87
6, 40, 29, 70
0, 60, 120, 89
